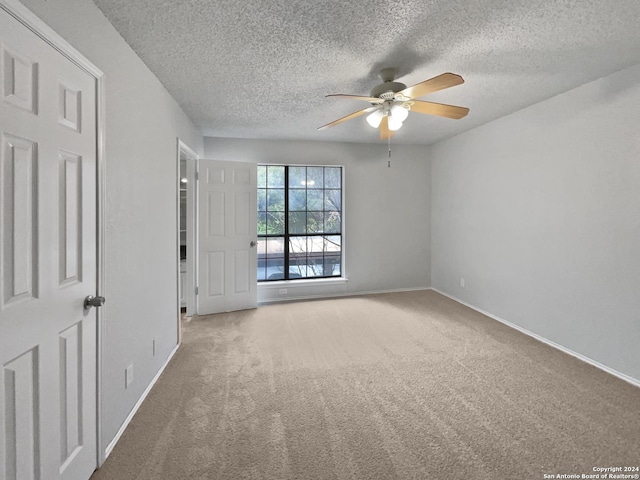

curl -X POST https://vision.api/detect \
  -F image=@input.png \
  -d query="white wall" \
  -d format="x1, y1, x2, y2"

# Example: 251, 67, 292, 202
204, 138, 431, 302
21, 0, 204, 453
431, 63, 640, 382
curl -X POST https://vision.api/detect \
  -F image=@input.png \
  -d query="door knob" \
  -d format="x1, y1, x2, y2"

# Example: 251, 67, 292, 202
250, 241, 257, 247
84, 295, 106, 309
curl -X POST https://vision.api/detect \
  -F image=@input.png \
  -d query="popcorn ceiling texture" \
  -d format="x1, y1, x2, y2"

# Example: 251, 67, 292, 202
92, 0, 640, 145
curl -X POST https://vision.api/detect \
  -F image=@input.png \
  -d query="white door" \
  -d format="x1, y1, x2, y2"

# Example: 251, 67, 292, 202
197, 159, 257, 314
0, 6, 98, 480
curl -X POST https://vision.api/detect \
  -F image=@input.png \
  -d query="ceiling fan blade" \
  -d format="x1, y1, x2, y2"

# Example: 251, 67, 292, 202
318, 107, 375, 130
409, 100, 469, 119
379, 116, 394, 140
326, 94, 384, 104
398, 73, 464, 100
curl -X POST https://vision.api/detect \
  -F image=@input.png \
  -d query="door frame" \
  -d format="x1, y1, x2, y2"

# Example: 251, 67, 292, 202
176, 140, 198, 332
0, 0, 107, 468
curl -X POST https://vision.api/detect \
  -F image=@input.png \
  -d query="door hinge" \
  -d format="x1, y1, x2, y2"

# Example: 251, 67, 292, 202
195, 171, 199, 181
195, 286, 199, 295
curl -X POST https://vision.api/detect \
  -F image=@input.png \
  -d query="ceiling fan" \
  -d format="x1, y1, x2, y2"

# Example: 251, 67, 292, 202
318, 68, 469, 139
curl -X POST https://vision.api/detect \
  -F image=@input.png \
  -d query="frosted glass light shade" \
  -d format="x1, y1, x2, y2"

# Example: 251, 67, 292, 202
390, 104, 409, 122
388, 116, 403, 131
366, 109, 385, 128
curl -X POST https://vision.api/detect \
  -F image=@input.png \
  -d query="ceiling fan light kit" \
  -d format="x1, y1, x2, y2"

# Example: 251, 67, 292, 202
366, 108, 385, 128
319, 69, 470, 140
364, 102, 408, 129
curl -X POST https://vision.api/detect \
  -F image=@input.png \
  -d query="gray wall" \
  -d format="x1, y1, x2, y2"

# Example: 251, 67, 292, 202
204, 138, 431, 302
430, 63, 640, 382
21, 0, 204, 452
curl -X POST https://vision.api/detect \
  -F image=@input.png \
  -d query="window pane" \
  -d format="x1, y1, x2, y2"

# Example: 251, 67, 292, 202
258, 189, 266, 211
307, 211, 323, 233
325, 167, 341, 188
257, 165, 267, 188
257, 238, 267, 256
264, 237, 285, 279
289, 166, 306, 188
288, 251, 306, 278
266, 237, 285, 255
257, 267, 267, 281
257, 238, 267, 280
289, 251, 306, 265
306, 254, 324, 277
267, 189, 284, 211
258, 212, 267, 235
307, 190, 323, 211
325, 254, 341, 276
288, 212, 306, 234
289, 189, 306, 211
288, 267, 304, 279
324, 211, 341, 233
266, 258, 285, 280
308, 236, 324, 253
324, 190, 341, 211
266, 211, 284, 234
267, 166, 284, 188
307, 167, 324, 188
325, 235, 341, 252
288, 235, 307, 254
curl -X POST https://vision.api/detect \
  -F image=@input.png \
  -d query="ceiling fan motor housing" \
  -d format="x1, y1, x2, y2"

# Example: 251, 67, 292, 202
370, 81, 407, 99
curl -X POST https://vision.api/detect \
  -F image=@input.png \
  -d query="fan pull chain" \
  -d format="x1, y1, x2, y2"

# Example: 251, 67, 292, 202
388, 135, 391, 168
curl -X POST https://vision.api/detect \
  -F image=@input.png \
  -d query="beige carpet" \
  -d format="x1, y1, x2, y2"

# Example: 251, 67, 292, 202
91, 290, 640, 480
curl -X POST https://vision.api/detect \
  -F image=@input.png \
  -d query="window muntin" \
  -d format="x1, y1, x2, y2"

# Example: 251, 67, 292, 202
258, 165, 342, 281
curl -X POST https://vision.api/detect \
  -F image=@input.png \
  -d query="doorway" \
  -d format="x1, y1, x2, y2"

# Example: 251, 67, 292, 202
177, 140, 197, 333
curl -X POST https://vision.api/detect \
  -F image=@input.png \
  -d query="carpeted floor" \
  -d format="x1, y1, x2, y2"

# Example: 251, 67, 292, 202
91, 290, 640, 480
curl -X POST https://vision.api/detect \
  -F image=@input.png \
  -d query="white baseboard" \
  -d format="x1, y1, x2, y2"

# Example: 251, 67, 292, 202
103, 343, 180, 460
258, 286, 431, 305
429, 288, 640, 389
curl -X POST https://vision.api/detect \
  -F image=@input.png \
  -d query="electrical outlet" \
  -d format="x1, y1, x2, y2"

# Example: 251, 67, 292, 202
278, 288, 287, 295
125, 364, 134, 389
460, 278, 465, 288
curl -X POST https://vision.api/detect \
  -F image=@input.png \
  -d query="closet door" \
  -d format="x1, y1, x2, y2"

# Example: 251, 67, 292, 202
0, 5, 100, 480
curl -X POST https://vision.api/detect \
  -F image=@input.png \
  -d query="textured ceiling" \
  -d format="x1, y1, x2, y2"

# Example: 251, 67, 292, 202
93, 0, 640, 145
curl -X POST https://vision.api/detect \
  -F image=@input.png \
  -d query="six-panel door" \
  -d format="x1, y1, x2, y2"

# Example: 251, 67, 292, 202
197, 159, 257, 314
0, 7, 98, 480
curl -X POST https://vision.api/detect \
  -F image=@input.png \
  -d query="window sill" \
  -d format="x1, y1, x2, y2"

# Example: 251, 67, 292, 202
258, 277, 348, 289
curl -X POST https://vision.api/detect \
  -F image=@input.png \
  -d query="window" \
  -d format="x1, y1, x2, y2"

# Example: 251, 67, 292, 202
257, 165, 342, 281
